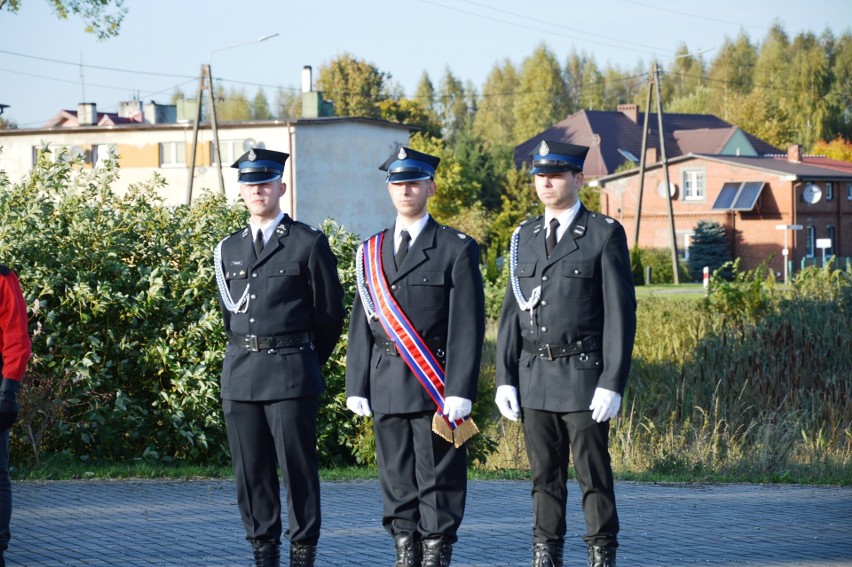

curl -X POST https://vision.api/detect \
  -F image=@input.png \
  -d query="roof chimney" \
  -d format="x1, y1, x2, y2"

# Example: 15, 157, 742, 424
78, 102, 97, 126
787, 144, 802, 163
302, 66, 313, 94
617, 104, 639, 123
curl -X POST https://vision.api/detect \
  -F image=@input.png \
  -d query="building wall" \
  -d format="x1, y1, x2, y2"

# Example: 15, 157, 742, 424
0, 119, 408, 240
291, 121, 402, 238
600, 158, 851, 278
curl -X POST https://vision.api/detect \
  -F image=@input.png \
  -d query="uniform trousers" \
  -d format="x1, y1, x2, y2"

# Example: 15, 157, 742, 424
0, 429, 10, 552
523, 408, 619, 548
223, 396, 321, 546
374, 411, 467, 544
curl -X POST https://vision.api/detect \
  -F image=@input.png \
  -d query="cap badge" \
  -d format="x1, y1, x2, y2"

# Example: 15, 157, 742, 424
397, 147, 408, 160
248, 149, 257, 161
539, 141, 550, 156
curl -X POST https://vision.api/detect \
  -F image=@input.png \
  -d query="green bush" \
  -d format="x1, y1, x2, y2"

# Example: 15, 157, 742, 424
0, 149, 365, 466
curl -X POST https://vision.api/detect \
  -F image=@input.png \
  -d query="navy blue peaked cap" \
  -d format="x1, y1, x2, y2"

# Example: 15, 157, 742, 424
231, 148, 289, 185
530, 140, 588, 174
379, 146, 440, 183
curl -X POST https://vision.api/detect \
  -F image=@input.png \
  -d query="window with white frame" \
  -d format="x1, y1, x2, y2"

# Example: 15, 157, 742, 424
159, 142, 186, 167
682, 169, 706, 201
210, 140, 242, 165
805, 225, 815, 258
826, 182, 834, 201
826, 225, 836, 256
93, 144, 118, 168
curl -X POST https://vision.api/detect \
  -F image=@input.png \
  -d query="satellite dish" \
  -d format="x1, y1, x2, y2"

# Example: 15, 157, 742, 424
242, 139, 256, 151
802, 183, 822, 204
657, 181, 676, 198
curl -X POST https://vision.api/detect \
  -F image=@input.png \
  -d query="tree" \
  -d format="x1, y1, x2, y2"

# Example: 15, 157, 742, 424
810, 136, 852, 162
414, 72, 436, 115
435, 67, 471, 143
1, 0, 127, 39
513, 43, 570, 142
251, 88, 272, 120
664, 43, 705, 103
473, 59, 519, 150
687, 221, 732, 282
824, 32, 852, 138
785, 31, 832, 147
316, 52, 388, 119
706, 32, 758, 119
214, 86, 251, 121
377, 97, 441, 139
274, 87, 300, 119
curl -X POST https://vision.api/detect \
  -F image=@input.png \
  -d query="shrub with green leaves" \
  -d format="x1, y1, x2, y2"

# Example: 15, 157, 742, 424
0, 148, 365, 466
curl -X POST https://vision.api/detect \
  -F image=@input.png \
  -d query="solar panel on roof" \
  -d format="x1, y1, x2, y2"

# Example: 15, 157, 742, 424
732, 182, 765, 211
712, 182, 741, 210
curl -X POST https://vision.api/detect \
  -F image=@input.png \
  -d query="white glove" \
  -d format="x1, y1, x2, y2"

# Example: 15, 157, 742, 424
443, 396, 472, 422
589, 387, 622, 423
495, 385, 520, 422
346, 396, 372, 417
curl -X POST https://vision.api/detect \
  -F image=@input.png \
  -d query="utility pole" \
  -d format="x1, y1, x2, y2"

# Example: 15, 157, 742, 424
632, 62, 680, 284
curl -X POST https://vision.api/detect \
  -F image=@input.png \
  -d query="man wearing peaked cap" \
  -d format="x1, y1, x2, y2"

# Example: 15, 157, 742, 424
231, 147, 289, 185
346, 145, 485, 567
496, 140, 636, 567
529, 140, 589, 175
217, 147, 344, 567
378, 146, 441, 183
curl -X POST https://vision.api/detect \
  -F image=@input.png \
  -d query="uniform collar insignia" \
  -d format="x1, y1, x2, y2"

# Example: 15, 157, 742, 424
398, 147, 408, 160
539, 141, 550, 156
248, 149, 257, 161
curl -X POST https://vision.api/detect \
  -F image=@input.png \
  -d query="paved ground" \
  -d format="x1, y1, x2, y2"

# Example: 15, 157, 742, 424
6, 479, 852, 566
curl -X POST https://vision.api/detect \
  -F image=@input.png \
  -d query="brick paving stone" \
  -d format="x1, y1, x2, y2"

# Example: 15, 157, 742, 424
5, 480, 852, 566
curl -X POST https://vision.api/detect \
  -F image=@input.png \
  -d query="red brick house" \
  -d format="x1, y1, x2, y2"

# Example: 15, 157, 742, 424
592, 145, 852, 278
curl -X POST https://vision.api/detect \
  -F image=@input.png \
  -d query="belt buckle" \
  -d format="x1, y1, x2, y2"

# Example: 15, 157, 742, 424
245, 334, 259, 352
541, 344, 554, 361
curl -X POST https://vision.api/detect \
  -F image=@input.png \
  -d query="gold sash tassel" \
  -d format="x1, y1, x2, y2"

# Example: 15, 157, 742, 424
432, 413, 479, 448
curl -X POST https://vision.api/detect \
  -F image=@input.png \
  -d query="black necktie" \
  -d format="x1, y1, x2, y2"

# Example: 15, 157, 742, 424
395, 230, 411, 269
254, 229, 264, 258
546, 218, 559, 257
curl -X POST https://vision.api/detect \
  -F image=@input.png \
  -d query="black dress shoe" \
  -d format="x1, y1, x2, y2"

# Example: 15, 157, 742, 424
587, 545, 616, 567
394, 533, 422, 567
533, 542, 563, 567
251, 541, 281, 567
289, 542, 316, 567
421, 537, 452, 567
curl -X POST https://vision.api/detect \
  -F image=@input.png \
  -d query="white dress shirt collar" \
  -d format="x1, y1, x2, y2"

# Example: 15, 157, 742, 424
394, 213, 430, 252
544, 200, 582, 242
249, 212, 285, 246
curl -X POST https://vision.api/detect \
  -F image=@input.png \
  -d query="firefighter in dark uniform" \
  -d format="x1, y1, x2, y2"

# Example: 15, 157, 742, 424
345, 147, 485, 567
495, 141, 636, 567
215, 148, 345, 567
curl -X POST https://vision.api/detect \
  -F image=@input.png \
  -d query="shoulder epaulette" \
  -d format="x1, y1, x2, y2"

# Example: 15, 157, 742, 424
589, 212, 618, 226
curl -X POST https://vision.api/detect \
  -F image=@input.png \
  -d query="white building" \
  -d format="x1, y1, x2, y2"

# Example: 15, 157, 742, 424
0, 106, 412, 239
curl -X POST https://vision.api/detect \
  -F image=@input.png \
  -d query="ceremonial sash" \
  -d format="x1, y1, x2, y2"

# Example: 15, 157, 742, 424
359, 231, 478, 448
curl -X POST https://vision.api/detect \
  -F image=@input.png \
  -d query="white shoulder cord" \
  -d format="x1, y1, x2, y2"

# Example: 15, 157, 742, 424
510, 224, 541, 326
214, 239, 250, 314
355, 243, 379, 321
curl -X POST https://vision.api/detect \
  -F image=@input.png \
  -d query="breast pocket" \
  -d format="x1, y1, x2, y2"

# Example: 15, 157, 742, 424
515, 261, 538, 297
267, 261, 305, 300
410, 270, 445, 310
561, 260, 597, 298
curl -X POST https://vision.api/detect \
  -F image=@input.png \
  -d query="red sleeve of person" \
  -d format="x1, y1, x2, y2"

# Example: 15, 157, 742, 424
0, 265, 31, 431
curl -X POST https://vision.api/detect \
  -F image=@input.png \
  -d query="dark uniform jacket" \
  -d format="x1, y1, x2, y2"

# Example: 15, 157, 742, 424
346, 217, 485, 415
496, 206, 636, 413
218, 215, 345, 401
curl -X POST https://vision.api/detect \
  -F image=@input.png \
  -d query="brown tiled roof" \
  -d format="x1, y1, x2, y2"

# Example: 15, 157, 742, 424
514, 109, 782, 178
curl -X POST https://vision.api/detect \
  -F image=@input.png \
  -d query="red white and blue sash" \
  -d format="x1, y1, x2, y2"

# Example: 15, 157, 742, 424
358, 231, 477, 447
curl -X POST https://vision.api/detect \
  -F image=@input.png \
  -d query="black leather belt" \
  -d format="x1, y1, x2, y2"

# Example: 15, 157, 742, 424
522, 337, 601, 361
234, 331, 313, 352
374, 334, 445, 359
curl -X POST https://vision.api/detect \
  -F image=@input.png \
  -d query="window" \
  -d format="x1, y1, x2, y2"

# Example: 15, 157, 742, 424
159, 142, 186, 167
210, 140, 242, 165
805, 226, 815, 258
847, 183, 852, 201
826, 225, 836, 257
682, 169, 705, 201
826, 182, 834, 201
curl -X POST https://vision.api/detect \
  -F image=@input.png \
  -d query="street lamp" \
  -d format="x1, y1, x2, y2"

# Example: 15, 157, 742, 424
186, 33, 280, 205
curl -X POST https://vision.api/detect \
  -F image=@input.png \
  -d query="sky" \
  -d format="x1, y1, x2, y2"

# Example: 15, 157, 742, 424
1, 0, 851, 129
